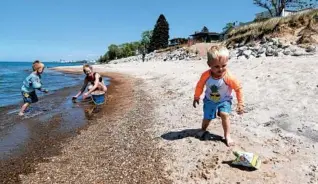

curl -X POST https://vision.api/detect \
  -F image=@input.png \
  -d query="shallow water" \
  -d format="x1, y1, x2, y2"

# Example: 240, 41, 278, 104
0, 86, 93, 159
0, 61, 83, 107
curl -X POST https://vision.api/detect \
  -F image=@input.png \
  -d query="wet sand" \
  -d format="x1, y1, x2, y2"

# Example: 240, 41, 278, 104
0, 72, 115, 183
1, 70, 170, 183
0, 84, 94, 183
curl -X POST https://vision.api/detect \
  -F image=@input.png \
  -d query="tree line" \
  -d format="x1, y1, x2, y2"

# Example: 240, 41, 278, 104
98, 14, 170, 63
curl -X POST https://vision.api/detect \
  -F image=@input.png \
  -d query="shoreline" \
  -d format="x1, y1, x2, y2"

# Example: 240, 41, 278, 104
0, 71, 128, 183
0, 84, 88, 183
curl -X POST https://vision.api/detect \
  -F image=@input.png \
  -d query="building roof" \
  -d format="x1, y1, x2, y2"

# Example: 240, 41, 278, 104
169, 38, 187, 41
190, 32, 220, 36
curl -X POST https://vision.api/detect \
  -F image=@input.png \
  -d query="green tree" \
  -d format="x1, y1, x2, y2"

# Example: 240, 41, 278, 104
140, 30, 153, 53
253, 0, 318, 17
97, 53, 109, 63
222, 21, 246, 32
149, 14, 170, 52
222, 22, 236, 32
97, 41, 142, 63
107, 44, 120, 60
121, 42, 141, 57
131, 41, 141, 55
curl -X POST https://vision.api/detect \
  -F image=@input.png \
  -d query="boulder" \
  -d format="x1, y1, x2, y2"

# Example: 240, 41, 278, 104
291, 49, 306, 56
238, 46, 248, 52
282, 44, 290, 49
251, 51, 258, 57
258, 47, 266, 54
305, 45, 316, 53
243, 50, 252, 57
266, 47, 274, 56
237, 55, 246, 60
277, 48, 283, 53
277, 41, 283, 48
271, 45, 278, 50
257, 53, 266, 58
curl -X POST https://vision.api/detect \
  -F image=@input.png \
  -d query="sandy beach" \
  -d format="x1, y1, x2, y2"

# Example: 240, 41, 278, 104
7, 54, 318, 184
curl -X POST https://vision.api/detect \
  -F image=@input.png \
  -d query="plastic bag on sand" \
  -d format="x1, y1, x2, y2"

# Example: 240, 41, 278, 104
232, 151, 261, 169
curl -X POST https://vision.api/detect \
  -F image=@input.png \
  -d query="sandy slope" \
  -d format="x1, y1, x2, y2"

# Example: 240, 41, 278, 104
87, 54, 318, 184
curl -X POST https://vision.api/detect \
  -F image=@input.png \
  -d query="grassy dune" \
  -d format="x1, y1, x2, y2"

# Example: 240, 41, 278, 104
225, 9, 318, 46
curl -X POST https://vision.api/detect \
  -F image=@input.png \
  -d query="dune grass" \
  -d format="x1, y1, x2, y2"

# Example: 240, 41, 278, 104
225, 9, 318, 46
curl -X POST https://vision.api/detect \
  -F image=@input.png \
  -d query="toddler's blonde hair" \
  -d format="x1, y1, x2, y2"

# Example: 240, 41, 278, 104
207, 45, 229, 64
32, 60, 44, 71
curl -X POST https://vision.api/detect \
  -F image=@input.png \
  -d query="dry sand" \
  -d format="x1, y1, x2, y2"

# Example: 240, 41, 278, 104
20, 54, 318, 184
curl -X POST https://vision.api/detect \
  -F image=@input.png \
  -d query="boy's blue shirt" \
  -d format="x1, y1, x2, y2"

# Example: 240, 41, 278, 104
21, 73, 46, 93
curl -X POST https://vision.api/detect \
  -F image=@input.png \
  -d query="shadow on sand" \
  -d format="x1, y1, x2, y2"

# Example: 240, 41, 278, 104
161, 128, 225, 143
221, 160, 257, 172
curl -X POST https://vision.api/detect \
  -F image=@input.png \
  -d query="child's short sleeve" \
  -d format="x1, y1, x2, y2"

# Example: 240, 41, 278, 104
194, 70, 210, 100
224, 71, 244, 105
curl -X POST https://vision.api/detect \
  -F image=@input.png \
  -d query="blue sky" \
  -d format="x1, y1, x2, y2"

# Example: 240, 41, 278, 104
0, 0, 263, 61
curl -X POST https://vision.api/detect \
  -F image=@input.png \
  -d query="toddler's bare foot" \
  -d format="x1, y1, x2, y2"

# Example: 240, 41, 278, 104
18, 112, 24, 116
225, 137, 235, 147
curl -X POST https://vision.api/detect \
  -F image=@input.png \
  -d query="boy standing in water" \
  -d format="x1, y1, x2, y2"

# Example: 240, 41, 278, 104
193, 46, 244, 147
19, 60, 48, 116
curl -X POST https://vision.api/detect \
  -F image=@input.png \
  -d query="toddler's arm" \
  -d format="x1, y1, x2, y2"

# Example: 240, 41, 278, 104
29, 75, 47, 92
194, 70, 210, 100
224, 71, 244, 114
193, 70, 210, 108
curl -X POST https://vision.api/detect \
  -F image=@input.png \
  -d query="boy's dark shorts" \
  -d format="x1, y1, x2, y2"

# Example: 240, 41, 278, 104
22, 91, 38, 104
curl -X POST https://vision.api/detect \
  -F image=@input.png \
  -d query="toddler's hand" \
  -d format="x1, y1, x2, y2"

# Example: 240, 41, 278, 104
237, 104, 244, 115
193, 99, 199, 108
44, 89, 49, 93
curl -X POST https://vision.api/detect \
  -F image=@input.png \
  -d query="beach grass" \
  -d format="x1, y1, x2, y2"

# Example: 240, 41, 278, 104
225, 9, 318, 45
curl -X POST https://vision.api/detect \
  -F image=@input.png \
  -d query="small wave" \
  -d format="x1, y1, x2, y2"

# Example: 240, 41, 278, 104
0, 70, 19, 75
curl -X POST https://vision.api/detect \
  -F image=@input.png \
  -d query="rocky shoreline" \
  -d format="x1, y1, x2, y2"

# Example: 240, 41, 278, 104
107, 38, 317, 64
230, 37, 317, 59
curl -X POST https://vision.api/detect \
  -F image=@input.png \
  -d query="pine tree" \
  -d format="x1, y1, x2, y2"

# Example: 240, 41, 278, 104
149, 14, 169, 52
201, 26, 209, 33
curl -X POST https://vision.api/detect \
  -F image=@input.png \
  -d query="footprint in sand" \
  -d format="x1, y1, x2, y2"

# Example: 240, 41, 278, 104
191, 155, 223, 180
